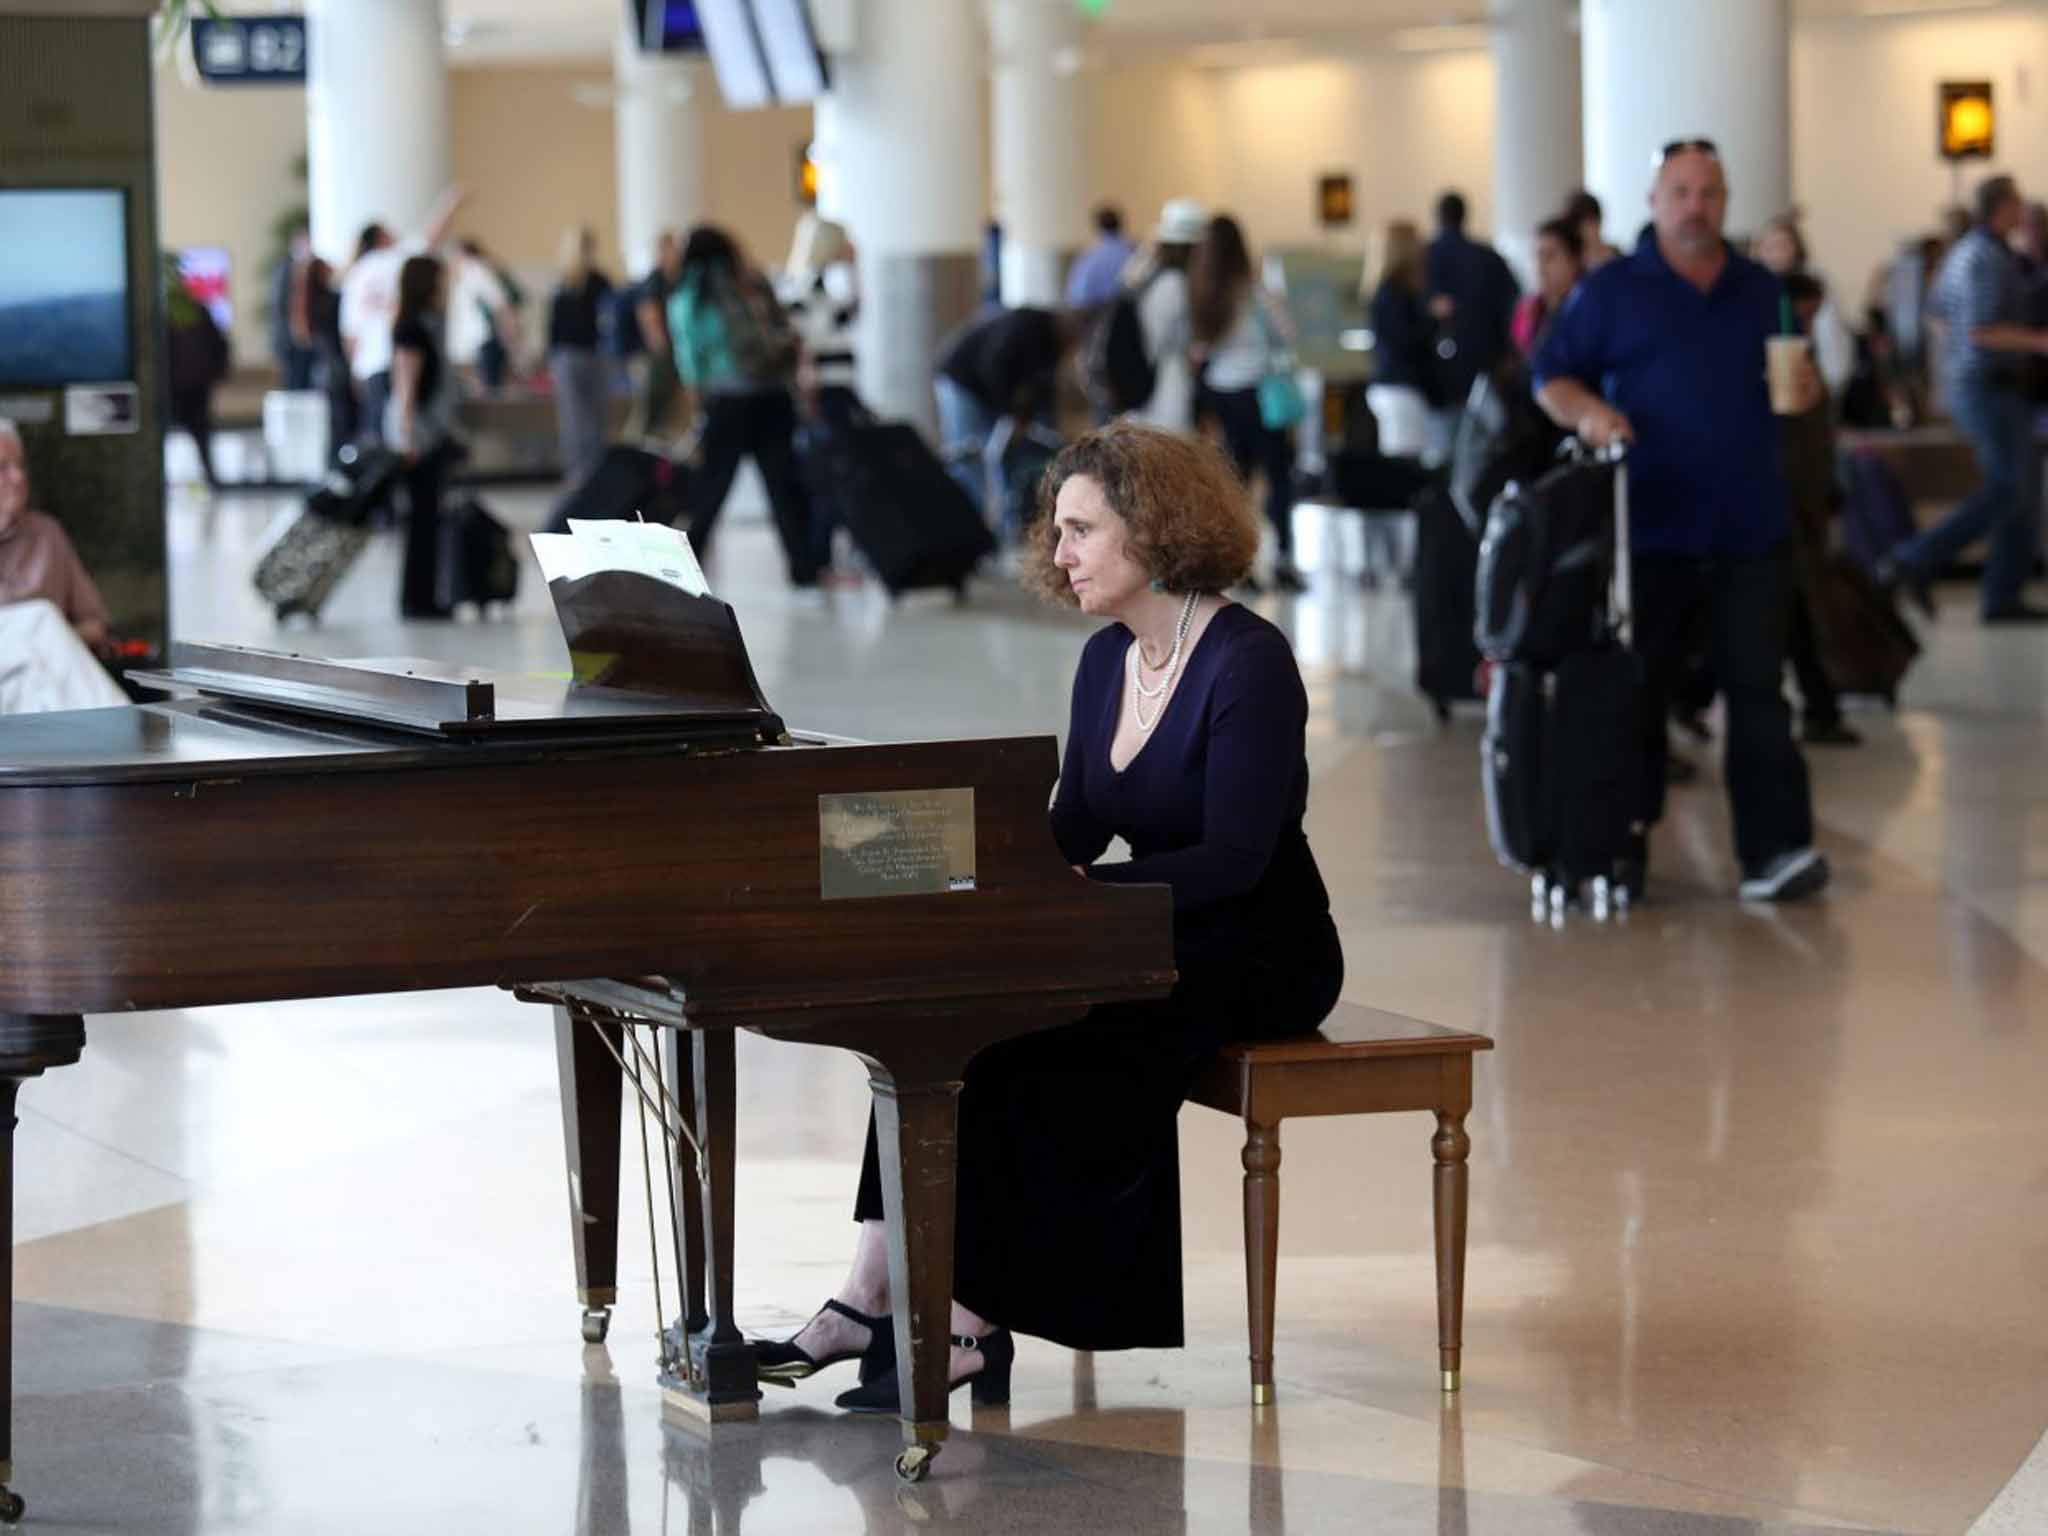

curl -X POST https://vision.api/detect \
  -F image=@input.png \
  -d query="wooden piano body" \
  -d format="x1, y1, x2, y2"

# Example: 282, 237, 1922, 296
0, 637, 1173, 1516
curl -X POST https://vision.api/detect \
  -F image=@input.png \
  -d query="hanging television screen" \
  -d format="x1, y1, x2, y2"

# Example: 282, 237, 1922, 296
696, 0, 773, 109
753, 0, 828, 103
630, 0, 706, 52
0, 187, 133, 389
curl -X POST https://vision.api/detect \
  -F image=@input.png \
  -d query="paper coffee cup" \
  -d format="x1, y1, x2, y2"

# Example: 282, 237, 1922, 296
1766, 335, 1809, 414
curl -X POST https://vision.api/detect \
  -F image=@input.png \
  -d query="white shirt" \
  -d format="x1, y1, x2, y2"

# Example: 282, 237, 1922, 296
1203, 290, 1285, 393
444, 257, 510, 368
339, 240, 423, 381
1132, 268, 1194, 433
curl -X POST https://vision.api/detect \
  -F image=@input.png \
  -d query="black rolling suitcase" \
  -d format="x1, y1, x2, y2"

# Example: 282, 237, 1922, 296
440, 498, 521, 610
822, 420, 995, 597
1412, 484, 1483, 719
1479, 445, 1645, 921
254, 445, 400, 620
546, 443, 693, 534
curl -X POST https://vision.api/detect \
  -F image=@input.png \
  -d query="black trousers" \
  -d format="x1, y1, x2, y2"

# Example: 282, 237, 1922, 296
1204, 384, 1298, 557
169, 386, 217, 487
399, 443, 452, 616
690, 390, 817, 585
852, 911, 1343, 1353
1634, 546, 1814, 878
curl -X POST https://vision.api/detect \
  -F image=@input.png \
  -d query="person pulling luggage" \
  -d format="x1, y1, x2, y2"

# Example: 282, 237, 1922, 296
1532, 139, 1830, 905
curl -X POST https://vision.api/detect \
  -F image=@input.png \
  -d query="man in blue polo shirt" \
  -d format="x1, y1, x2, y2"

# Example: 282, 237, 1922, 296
1532, 140, 1829, 904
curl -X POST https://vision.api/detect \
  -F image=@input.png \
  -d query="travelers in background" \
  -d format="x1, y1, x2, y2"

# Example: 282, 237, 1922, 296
1512, 216, 1585, 359
782, 213, 864, 583
1130, 198, 1206, 435
1879, 174, 2048, 625
935, 304, 1078, 526
270, 226, 317, 390
628, 230, 684, 440
448, 239, 522, 395
1065, 205, 1135, 312
1533, 139, 1830, 903
667, 224, 816, 588
1755, 214, 1854, 397
387, 254, 460, 620
547, 226, 615, 491
1366, 220, 1434, 458
1564, 189, 1620, 270
163, 252, 231, 492
1189, 213, 1306, 592
338, 184, 466, 446
306, 256, 355, 459
1424, 190, 1520, 465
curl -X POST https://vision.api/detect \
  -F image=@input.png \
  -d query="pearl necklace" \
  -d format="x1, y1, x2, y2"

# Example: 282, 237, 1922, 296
1129, 591, 1201, 733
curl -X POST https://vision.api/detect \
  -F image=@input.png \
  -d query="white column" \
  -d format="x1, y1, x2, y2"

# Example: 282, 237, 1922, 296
814, 0, 985, 433
1580, 0, 1790, 249
1490, 0, 1581, 286
989, 0, 1089, 307
306, 0, 451, 261
613, 25, 709, 278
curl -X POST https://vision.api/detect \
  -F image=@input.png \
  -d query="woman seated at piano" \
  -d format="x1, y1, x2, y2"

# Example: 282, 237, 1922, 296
758, 420, 1345, 1410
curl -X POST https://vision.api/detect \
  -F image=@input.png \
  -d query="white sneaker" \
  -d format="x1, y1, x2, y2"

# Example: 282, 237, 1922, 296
1737, 847, 1830, 903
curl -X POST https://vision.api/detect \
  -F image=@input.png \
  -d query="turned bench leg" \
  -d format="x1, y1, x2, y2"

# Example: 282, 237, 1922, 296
1433, 1107, 1471, 1392
1240, 1116, 1282, 1404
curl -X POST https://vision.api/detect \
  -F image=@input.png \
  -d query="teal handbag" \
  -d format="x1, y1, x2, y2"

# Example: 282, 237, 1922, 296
1255, 306, 1308, 431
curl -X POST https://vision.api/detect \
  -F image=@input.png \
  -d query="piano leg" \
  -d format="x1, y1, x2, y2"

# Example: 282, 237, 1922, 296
0, 1013, 87, 1526
661, 1031, 709, 1340
677, 1029, 760, 1420
554, 1005, 623, 1345
866, 1071, 961, 1482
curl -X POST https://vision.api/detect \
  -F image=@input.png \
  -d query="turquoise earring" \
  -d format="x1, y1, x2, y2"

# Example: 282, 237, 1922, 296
1150, 578, 1167, 593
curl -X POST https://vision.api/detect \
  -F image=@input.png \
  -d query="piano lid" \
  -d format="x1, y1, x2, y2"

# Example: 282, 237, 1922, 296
128, 626, 784, 745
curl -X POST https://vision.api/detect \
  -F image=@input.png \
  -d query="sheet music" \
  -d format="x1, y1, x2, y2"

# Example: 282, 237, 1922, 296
530, 519, 710, 598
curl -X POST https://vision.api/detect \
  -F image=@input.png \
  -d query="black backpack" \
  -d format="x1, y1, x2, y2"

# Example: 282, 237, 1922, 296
1474, 447, 1619, 665
1084, 275, 1159, 415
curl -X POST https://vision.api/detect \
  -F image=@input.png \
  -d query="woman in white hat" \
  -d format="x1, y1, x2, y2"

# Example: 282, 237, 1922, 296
1127, 197, 1207, 436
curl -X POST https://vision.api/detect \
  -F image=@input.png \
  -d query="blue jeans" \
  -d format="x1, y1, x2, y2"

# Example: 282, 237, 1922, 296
935, 376, 999, 516
1895, 377, 2037, 614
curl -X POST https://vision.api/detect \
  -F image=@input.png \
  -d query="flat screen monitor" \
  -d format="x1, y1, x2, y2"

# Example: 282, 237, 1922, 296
630, 0, 706, 52
696, 0, 773, 110
0, 187, 132, 389
177, 246, 233, 333
753, 0, 828, 103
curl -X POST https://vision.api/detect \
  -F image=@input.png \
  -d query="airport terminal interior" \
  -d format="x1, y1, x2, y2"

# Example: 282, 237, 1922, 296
5, 1, 2048, 1533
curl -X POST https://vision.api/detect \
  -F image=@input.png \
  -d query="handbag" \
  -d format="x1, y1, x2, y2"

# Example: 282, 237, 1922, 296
1254, 305, 1308, 431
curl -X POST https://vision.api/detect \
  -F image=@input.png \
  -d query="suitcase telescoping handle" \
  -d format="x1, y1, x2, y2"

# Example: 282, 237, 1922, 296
1561, 435, 1632, 647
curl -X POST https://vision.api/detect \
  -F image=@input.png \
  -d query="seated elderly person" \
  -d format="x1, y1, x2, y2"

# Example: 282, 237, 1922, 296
0, 419, 127, 715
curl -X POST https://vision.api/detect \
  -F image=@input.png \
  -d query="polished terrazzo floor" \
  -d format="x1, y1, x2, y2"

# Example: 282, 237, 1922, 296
10, 466, 2047, 1534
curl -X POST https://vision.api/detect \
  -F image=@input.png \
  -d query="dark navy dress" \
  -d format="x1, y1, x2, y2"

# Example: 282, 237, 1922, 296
855, 602, 1343, 1350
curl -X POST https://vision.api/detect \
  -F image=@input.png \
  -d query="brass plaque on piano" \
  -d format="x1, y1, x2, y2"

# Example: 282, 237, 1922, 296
819, 789, 976, 901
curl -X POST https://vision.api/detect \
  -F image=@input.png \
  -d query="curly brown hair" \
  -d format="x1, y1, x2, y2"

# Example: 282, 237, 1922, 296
1021, 421, 1259, 605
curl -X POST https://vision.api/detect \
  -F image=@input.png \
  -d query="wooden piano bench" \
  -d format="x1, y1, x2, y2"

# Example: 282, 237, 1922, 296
1184, 1002, 1494, 1404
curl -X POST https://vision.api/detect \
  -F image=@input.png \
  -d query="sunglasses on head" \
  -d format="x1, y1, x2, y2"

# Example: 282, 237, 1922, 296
1656, 138, 1720, 167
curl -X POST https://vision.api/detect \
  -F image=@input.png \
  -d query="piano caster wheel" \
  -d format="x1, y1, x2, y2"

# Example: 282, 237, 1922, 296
894, 1444, 939, 1483
581, 1307, 610, 1345
0, 1486, 25, 1524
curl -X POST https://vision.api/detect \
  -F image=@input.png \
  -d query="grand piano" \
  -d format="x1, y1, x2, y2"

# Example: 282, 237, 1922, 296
0, 602, 1174, 1521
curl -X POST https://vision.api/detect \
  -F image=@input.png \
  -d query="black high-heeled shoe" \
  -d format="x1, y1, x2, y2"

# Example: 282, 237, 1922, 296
751, 1299, 895, 1385
833, 1326, 1013, 1414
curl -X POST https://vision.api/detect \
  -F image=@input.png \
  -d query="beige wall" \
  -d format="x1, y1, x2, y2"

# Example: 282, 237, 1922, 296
1794, 10, 2048, 319
154, 59, 308, 363
1085, 61, 1225, 236
448, 65, 621, 276
1210, 50, 1495, 265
